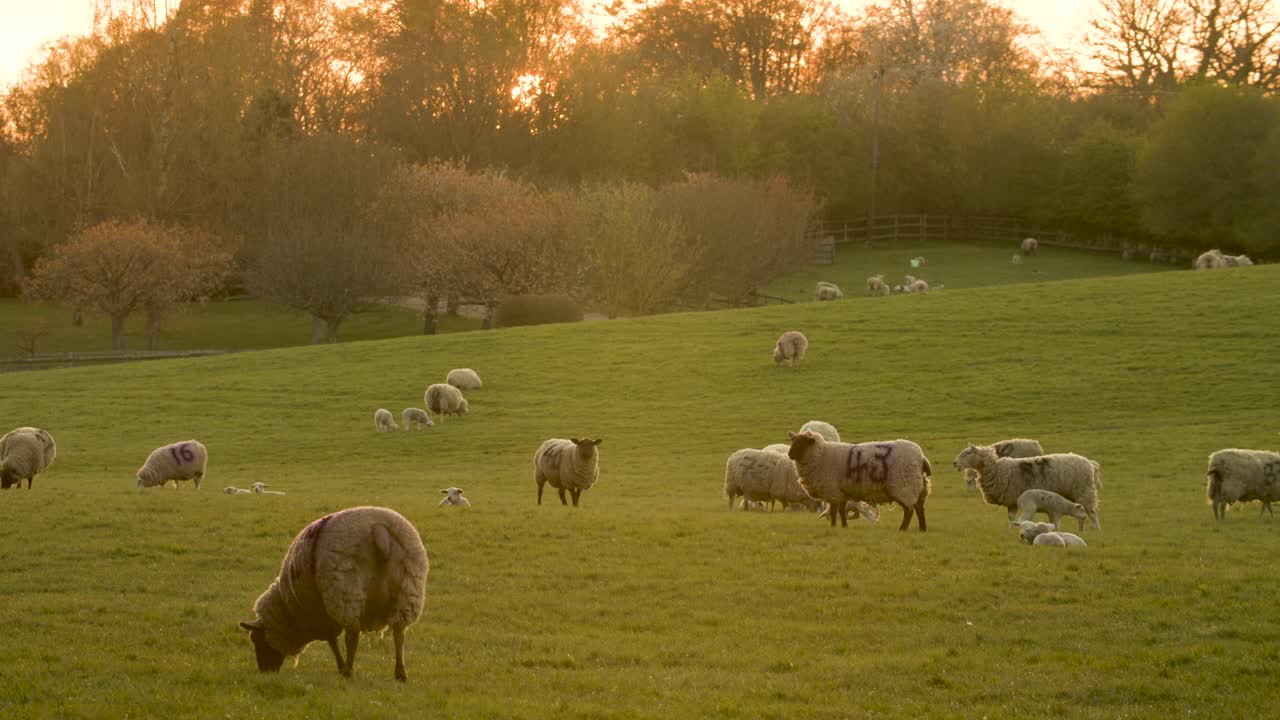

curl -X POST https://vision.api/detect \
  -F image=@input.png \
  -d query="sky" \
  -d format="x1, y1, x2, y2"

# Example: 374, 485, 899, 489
0, 0, 1096, 89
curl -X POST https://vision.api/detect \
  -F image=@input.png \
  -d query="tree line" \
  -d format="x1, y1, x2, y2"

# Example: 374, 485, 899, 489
2, 0, 1279, 344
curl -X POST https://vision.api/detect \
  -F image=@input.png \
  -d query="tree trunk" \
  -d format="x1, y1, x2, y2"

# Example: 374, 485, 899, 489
446, 293, 459, 316
71, 309, 83, 327
311, 316, 326, 344
423, 294, 439, 335
111, 313, 126, 351
146, 311, 161, 351
326, 317, 340, 343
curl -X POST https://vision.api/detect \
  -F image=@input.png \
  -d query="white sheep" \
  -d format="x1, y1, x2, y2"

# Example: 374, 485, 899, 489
773, 331, 808, 367
425, 383, 469, 422
137, 440, 208, 490
1016, 489, 1088, 529
909, 256, 926, 268
0, 427, 56, 489
1030, 530, 1087, 548
762, 443, 792, 455
401, 408, 433, 430
224, 486, 252, 495
239, 506, 428, 681
866, 274, 890, 296
251, 481, 286, 495
815, 282, 844, 301
798, 420, 840, 443
374, 408, 399, 432
724, 448, 820, 513
1021, 237, 1039, 255
438, 487, 471, 508
908, 279, 930, 293
953, 444, 1100, 530
446, 368, 483, 390
1011, 254, 1022, 265
787, 431, 932, 530
892, 284, 905, 294
1194, 249, 1253, 270
534, 437, 602, 507
961, 439, 1046, 490
1205, 448, 1280, 521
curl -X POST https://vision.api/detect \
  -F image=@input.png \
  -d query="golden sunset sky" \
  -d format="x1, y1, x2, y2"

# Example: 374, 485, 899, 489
0, 0, 1096, 89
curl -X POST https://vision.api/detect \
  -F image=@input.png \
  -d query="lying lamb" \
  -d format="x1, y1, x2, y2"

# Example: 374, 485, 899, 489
1018, 521, 1086, 547
224, 486, 252, 495
439, 487, 471, 508
251, 482, 286, 495
773, 331, 808, 367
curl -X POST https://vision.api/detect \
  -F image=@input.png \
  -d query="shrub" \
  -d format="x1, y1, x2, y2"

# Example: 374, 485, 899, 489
494, 294, 584, 328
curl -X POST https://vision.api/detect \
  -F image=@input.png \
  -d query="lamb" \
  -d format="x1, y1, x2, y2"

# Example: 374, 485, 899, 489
374, 408, 399, 432
773, 331, 808, 367
1021, 237, 1039, 255
962, 468, 980, 493
724, 448, 820, 513
224, 486, 252, 495
909, 256, 926, 268
787, 431, 932, 530
439, 487, 471, 508
1016, 489, 1088, 529
238, 506, 428, 682
1011, 254, 1022, 265
959, 438, 1044, 491
251, 481, 286, 495
892, 285, 905, 294
1024, 526, 1087, 547
952, 444, 1100, 530
424, 383, 469, 421
908, 279, 930, 293
815, 282, 844, 301
534, 437, 603, 507
0, 427, 56, 489
818, 501, 880, 523
401, 408, 433, 430
136, 440, 208, 490
1205, 448, 1280, 521
798, 420, 840, 443
446, 368, 483, 390
866, 275, 890, 296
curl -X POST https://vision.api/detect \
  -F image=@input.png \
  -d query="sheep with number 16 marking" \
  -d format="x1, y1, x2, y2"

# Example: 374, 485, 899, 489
137, 440, 208, 489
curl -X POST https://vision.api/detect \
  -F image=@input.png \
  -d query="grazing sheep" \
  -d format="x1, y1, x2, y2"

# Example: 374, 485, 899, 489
953, 444, 1100, 530
1016, 489, 1088, 529
908, 279, 930, 293
439, 487, 471, 508
724, 448, 820, 513
960, 439, 1045, 490
787, 431, 932, 530
815, 282, 844, 301
425, 383, 469, 422
1205, 448, 1280, 521
762, 443, 792, 455
909, 256, 926, 268
1222, 253, 1253, 267
446, 368, 483, 390
866, 274, 890, 296
224, 486, 252, 495
251, 481, 286, 496
534, 437, 603, 507
1021, 237, 1039, 255
0, 427, 56, 489
773, 331, 808, 367
137, 440, 208, 490
1011, 254, 1022, 265
374, 408, 399, 432
903, 274, 916, 287
401, 408, 433, 430
239, 506, 428, 682
799, 420, 840, 444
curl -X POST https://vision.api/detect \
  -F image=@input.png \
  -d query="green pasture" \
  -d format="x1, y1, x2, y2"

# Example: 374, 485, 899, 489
0, 265, 1277, 718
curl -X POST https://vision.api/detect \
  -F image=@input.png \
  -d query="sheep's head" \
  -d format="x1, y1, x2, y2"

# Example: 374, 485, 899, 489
773, 344, 785, 365
1068, 503, 1087, 519
787, 431, 821, 461
951, 445, 987, 471
136, 468, 157, 488
0, 468, 19, 489
440, 487, 464, 498
458, 399, 470, 416
1019, 522, 1055, 544
239, 620, 285, 672
570, 438, 602, 460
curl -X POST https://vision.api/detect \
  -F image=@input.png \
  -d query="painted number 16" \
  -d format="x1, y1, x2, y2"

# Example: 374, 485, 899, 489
169, 444, 195, 464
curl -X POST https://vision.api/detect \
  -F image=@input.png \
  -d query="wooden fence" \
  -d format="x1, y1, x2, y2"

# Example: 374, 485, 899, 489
0, 349, 235, 373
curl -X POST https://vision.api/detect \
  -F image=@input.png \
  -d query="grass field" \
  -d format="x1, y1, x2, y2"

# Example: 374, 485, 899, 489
1, 264, 1277, 718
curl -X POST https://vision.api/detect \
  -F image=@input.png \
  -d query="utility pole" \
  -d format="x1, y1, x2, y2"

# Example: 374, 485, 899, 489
867, 65, 884, 246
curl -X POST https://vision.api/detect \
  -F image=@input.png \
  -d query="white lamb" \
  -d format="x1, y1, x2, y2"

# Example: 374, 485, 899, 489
401, 408, 433, 430
866, 275, 890, 296
1021, 237, 1039, 255
1032, 531, 1087, 548
815, 282, 844, 301
1015, 489, 1088, 529
251, 481, 286, 496
439, 487, 471, 508
374, 408, 399, 432
224, 486, 252, 495
909, 256, 925, 268
1011, 254, 1022, 265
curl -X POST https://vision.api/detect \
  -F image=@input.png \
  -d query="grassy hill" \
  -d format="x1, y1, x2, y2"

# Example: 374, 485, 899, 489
0, 265, 1277, 718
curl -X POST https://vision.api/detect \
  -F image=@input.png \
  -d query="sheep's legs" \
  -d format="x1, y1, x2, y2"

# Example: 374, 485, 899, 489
557, 487, 568, 505
537, 480, 545, 505
914, 498, 927, 532
897, 502, 914, 531
839, 500, 849, 528
326, 636, 345, 673
570, 488, 582, 506
826, 502, 839, 527
393, 625, 407, 682
1089, 512, 1100, 530
342, 627, 360, 678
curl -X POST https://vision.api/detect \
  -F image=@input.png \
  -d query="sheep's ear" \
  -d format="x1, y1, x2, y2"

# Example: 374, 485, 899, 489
570, 437, 581, 445
439, 489, 448, 494
239, 620, 262, 632
788, 431, 796, 440
592, 438, 603, 446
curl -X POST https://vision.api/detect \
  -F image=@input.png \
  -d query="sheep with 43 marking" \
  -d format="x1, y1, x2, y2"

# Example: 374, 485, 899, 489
0, 427, 56, 489
1205, 448, 1280, 521
534, 438, 603, 507
239, 506, 428, 682
952, 444, 1101, 530
787, 431, 932, 530
137, 440, 207, 490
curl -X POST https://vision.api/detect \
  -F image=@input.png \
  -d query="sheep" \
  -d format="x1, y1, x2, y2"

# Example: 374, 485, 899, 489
374, 408, 399, 432
137, 440, 208, 490
1222, 253, 1253, 267
762, 443, 792, 455
798, 420, 840, 444
1021, 237, 1039, 255
1011, 254, 1022, 265
1010, 519, 1053, 535
446, 368, 483, 390
815, 282, 844, 301
224, 486, 252, 495
424, 383, 469, 422
952, 444, 1100, 531
251, 481, 286, 495
903, 274, 916, 286
0, 427, 56, 489
438, 487, 471, 508
866, 275, 890, 296
238, 506, 428, 682
892, 285, 905, 294
1016, 489, 1088, 529
908, 279, 930, 293
1205, 448, 1280, 521
534, 437, 603, 507
1195, 249, 1254, 270
787, 431, 932, 530
818, 501, 880, 523
1032, 531, 1065, 547
724, 448, 821, 513
401, 408, 433, 430
960, 439, 1045, 491
909, 256, 926, 268
1027, 528, 1088, 548
773, 331, 808, 367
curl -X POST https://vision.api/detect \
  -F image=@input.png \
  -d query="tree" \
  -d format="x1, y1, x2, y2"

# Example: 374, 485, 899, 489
22, 218, 233, 350
1055, 121, 1144, 236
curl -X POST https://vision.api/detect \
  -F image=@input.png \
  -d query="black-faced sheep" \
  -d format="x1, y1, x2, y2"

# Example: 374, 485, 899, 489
787, 431, 932, 531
